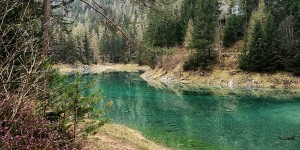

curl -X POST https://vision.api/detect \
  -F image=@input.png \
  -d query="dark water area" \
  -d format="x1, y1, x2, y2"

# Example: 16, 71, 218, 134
78, 72, 300, 150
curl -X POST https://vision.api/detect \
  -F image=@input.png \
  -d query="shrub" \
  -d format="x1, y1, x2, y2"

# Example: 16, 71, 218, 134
223, 15, 243, 47
183, 54, 199, 71
184, 49, 217, 71
0, 97, 78, 149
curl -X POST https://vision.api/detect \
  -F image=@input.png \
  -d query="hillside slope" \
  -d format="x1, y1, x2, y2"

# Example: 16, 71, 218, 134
141, 45, 299, 89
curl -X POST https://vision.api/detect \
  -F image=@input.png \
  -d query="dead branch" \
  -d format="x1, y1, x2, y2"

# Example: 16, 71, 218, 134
80, 0, 132, 42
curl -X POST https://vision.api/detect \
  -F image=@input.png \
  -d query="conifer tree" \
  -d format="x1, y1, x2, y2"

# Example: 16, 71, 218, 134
65, 35, 78, 64
144, 9, 183, 47
83, 33, 91, 64
183, 19, 194, 48
240, 21, 264, 71
223, 15, 243, 47
184, 0, 218, 70
240, 0, 259, 21
90, 29, 100, 64
262, 14, 281, 70
293, 54, 300, 75
50, 73, 111, 141
181, 0, 196, 37
240, 0, 266, 71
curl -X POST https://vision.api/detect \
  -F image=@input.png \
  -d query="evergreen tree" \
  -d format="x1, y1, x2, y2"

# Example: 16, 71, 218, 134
240, 21, 264, 71
183, 19, 194, 48
262, 14, 282, 70
83, 33, 91, 64
241, 0, 259, 21
293, 53, 300, 76
76, 36, 85, 63
184, 0, 219, 70
240, 0, 267, 71
66, 35, 78, 64
181, 0, 195, 38
100, 31, 109, 62
50, 73, 111, 141
52, 30, 67, 63
51, 31, 79, 64
245, 0, 266, 48
144, 9, 183, 47
223, 14, 243, 47
90, 29, 100, 64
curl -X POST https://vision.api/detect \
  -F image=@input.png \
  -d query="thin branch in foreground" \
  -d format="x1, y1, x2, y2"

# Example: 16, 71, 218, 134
80, 0, 132, 42
79, 0, 158, 52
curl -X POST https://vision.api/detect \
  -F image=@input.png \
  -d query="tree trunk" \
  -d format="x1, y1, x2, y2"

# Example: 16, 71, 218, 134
42, 0, 51, 56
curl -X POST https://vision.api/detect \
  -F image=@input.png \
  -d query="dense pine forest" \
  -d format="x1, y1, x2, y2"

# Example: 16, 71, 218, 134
50, 0, 300, 74
1, 0, 300, 149
51, 0, 147, 64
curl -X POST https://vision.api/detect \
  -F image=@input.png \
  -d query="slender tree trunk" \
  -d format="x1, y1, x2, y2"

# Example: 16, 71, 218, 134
73, 96, 78, 142
73, 105, 77, 142
64, 100, 66, 121
42, 0, 51, 56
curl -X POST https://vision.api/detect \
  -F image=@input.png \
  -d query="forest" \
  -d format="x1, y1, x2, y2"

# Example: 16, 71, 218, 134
1, 0, 300, 149
50, 0, 300, 74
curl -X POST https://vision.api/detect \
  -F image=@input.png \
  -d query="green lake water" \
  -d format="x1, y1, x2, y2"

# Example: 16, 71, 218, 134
79, 72, 300, 150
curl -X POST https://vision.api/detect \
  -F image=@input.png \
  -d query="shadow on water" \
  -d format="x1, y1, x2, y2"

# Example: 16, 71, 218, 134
72, 72, 300, 150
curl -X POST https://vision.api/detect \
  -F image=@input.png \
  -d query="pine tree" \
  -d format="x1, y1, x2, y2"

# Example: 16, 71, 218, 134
240, 0, 259, 21
245, 0, 266, 48
240, 0, 267, 71
144, 9, 183, 47
76, 36, 85, 63
83, 33, 91, 64
181, 0, 195, 35
240, 21, 264, 71
223, 14, 243, 47
293, 53, 300, 76
100, 31, 109, 62
90, 29, 100, 64
65, 35, 78, 64
184, 0, 218, 70
183, 19, 194, 48
262, 14, 282, 70
50, 73, 112, 141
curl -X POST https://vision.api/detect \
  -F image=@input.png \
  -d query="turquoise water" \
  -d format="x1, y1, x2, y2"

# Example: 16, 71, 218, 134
80, 72, 300, 150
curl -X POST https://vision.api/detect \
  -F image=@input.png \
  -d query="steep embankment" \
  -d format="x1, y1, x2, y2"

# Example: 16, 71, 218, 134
141, 46, 300, 89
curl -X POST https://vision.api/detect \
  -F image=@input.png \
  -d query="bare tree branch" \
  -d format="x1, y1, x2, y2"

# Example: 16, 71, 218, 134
80, 0, 132, 42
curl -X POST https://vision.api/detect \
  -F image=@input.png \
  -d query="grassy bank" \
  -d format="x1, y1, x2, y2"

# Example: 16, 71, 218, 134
80, 122, 170, 150
53, 63, 150, 74
142, 67, 300, 89
141, 47, 300, 90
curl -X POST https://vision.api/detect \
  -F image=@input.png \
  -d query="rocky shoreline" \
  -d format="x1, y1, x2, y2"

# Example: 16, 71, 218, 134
141, 67, 300, 90
53, 63, 150, 74
53, 63, 299, 92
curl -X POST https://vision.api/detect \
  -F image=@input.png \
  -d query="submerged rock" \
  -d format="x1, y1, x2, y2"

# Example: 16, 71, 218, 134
277, 135, 299, 141
165, 128, 179, 132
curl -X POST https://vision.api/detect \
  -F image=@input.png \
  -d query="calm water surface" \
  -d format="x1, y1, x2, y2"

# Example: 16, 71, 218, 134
80, 72, 300, 150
